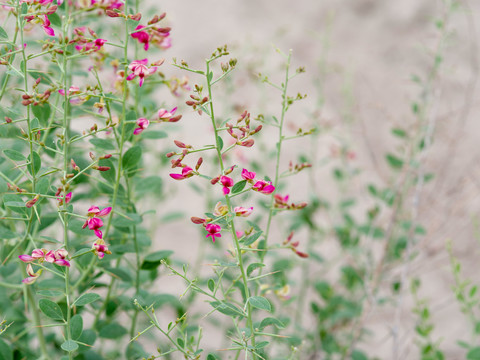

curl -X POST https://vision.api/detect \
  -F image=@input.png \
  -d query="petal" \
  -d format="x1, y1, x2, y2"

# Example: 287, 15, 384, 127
98, 207, 112, 217
94, 229, 103, 239
169, 173, 185, 180
18, 255, 35, 263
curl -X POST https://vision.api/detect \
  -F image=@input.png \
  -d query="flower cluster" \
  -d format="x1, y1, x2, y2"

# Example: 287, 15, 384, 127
126, 59, 159, 87
133, 107, 181, 135
274, 194, 307, 210
72, 27, 107, 53
225, 110, 262, 148
130, 15, 171, 52
283, 232, 308, 258
19, 248, 70, 284
241, 168, 275, 195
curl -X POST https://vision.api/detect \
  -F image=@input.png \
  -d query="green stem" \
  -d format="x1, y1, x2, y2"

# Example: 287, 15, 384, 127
205, 59, 257, 358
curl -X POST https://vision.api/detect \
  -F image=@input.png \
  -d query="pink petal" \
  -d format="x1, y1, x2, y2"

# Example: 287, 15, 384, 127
18, 255, 34, 263
54, 259, 70, 267
94, 229, 103, 239
170, 173, 185, 180
97, 207, 112, 217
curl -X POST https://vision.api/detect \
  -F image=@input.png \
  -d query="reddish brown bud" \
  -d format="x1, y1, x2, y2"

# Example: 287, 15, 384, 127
106, 9, 122, 17
66, 173, 74, 179
101, 154, 112, 159
240, 139, 254, 147
46, 5, 57, 14
295, 250, 309, 258
191, 217, 205, 224
296, 202, 308, 209
148, 15, 160, 24
94, 166, 111, 172
251, 125, 262, 134
22, 100, 32, 106
171, 158, 182, 168
166, 152, 175, 158
89, 152, 95, 160
195, 157, 203, 170
224, 165, 235, 175
210, 176, 220, 185
25, 195, 40, 208
185, 100, 195, 106
202, 96, 209, 104
5, 117, 12, 124
169, 115, 182, 123
129, 12, 142, 21
151, 58, 165, 66
174, 140, 187, 148
55, 187, 62, 197
22, 94, 31, 100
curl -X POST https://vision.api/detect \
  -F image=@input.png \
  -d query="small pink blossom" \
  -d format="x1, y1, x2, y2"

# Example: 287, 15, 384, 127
93, 239, 111, 259
241, 168, 256, 181
220, 176, 234, 195
22, 264, 42, 285
205, 223, 221, 243
252, 180, 275, 195
126, 59, 157, 87
83, 206, 112, 239
170, 166, 194, 180
42, 15, 55, 37
131, 25, 150, 51
133, 117, 149, 135
234, 206, 253, 217
87, 217, 104, 239
58, 192, 72, 205
19, 254, 35, 263
158, 107, 177, 120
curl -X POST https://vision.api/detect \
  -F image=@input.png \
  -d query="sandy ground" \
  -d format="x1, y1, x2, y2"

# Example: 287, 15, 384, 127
133, 1, 480, 359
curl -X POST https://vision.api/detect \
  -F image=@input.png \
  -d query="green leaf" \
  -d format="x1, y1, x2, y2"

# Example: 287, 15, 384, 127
122, 146, 142, 169
27, 151, 42, 175
351, 349, 368, 360
37, 290, 64, 297
48, 12, 61, 27
0, 338, 13, 360
259, 317, 285, 330
3, 149, 26, 161
210, 301, 245, 318
217, 136, 223, 151
126, 342, 148, 360
468, 347, 480, 360
207, 71, 213, 82
206, 354, 221, 360
73, 293, 101, 306
99, 323, 127, 339
385, 153, 404, 169
248, 296, 271, 312
27, 70, 53, 85
112, 212, 142, 227
255, 341, 269, 349
89, 138, 115, 150
391, 128, 407, 138
0, 26, 8, 40
105, 267, 132, 282
243, 231, 263, 246
247, 263, 265, 277
144, 250, 174, 263
231, 180, 247, 194
141, 130, 168, 139
32, 103, 51, 126
141, 250, 173, 270
70, 314, 83, 340
208, 278, 215, 292
61, 340, 78, 352
39, 299, 64, 320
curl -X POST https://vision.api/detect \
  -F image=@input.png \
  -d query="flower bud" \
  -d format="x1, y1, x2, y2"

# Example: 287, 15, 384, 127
174, 140, 187, 148
89, 152, 96, 160
240, 139, 254, 147
190, 217, 205, 224
166, 152, 175, 158
195, 157, 203, 170
5, 117, 12, 123
106, 9, 122, 17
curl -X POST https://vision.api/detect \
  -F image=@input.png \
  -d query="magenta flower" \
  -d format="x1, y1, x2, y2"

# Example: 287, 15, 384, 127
126, 59, 157, 87
45, 249, 71, 267
131, 25, 150, 51
18, 254, 35, 263
133, 117, 150, 135
234, 206, 253, 217
241, 168, 256, 181
205, 223, 222, 243
22, 264, 42, 285
93, 239, 111, 259
252, 180, 275, 195
87, 217, 104, 239
42, 15, 55, 36
220, 176, 234, 195
170, 166, 194, 180
83, 206, 112, 239
58, 192, 72, 206
158, 107, 177, 120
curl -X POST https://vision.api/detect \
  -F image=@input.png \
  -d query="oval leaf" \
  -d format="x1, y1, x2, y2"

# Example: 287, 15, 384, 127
248, 296, 271, 312
70, 314, 83, 340
122, 146, 142, 170
61, 340, 79, 352
39, 299, 64, 320
73, 293, 101, 306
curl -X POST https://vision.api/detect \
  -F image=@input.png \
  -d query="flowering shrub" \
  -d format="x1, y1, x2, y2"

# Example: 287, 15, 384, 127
0, 1, 476, 360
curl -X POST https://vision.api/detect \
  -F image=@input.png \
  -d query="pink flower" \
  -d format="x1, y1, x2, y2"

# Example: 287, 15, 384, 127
220, 176, 234, 195
241, 169, 256, 181
45, 249, 70, 267
205, 223, 221, 243
252, 180, 275, 195
22, 264, 42, 285
126, 59, 157, 87
158, 107, 177, 120
234, 206, 253, 217
58, 192, 72, 205
83, 206, 112, 239
93, 239, 111, 259
18, 254, 35, 263
42, 15, 55, 36
131, 25, 150, 51
169, 166, 194, 180
87, 217, 104, 239
133, 117, 149, 135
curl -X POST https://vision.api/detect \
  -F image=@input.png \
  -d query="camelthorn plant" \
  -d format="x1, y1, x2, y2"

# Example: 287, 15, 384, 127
0, 1, 460, 360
